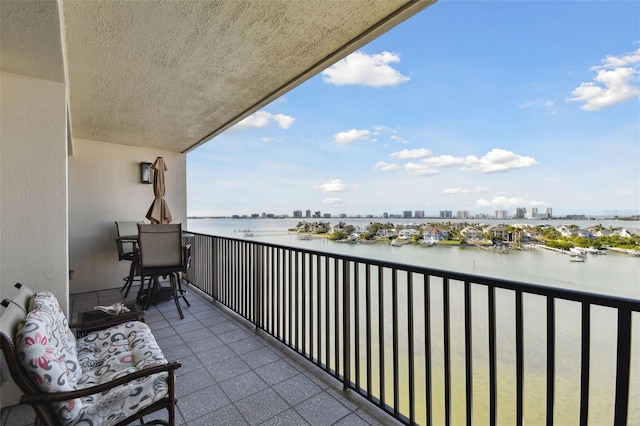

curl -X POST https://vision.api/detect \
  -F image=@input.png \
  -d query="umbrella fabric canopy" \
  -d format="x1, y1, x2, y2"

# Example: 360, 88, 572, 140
145, 157, 172, 224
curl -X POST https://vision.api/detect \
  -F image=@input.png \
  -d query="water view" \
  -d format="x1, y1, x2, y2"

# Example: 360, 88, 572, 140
188, 217, 640, 300
187, 218, 640, 425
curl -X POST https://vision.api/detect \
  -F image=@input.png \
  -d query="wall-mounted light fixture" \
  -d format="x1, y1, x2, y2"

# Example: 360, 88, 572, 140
140, 162, 152, 184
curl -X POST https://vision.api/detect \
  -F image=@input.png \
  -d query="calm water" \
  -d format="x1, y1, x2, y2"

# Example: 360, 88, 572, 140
187, 217, 640, 299
187, 218, 640, 425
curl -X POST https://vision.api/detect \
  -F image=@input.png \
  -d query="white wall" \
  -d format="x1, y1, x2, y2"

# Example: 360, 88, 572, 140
0, 71, 68, 406
68, 139, 186, 293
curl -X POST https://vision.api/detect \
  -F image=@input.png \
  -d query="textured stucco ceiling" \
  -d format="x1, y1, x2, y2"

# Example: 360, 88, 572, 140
2, 0, 435, 153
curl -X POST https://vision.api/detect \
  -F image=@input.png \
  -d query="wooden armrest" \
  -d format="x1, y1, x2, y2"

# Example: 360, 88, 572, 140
21, 361, 182, 404
69, 310, 145, 331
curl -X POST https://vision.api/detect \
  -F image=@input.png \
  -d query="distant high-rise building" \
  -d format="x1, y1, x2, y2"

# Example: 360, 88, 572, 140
314, 210, 321, 218
495, 210, 508, 219
529, 208, 538, 219
323, 213, 331, 218
514, 207, 526, 219
339, 213, 347, 218
546, 207, 553, 218
403, 210, 412, 218
457, 210, 470, 219
415, 210, 425, 218
293, 210, 303, 218
305, 210, 311, 218
440, 210, 453, 219
383, 212, 389, 219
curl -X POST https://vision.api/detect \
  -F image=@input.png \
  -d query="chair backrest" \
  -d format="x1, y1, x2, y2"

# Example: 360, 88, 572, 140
115, 221, 142, 258
0, 283, 58, 424
138, 223, 183, 269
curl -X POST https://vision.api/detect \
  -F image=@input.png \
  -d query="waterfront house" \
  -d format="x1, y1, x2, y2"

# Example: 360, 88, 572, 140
460, 226, 483, 241
422, 226, 449, 241
0, 0, 433, 410
397, 228, 420, 240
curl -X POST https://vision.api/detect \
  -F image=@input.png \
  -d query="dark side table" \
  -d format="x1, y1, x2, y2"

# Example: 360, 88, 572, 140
73, 304, 144, 337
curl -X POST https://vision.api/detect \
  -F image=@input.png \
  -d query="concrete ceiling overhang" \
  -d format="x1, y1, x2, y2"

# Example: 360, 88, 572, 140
2, 0, 435, 154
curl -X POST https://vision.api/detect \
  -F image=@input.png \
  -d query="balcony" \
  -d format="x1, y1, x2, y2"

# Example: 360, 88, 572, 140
3, 231, 639, 425
1, 285, 399, 426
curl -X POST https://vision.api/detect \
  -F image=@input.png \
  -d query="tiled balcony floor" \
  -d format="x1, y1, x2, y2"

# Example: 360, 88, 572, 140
1, 284, 401, 426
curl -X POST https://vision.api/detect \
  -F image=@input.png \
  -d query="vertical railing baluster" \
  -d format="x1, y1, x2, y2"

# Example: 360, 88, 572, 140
335, 258, 340, 378
408, 272, 416, 425
613, 307, 632, 426
343, 260, 351, 390
392, 268, 399, 417
378, 265, 386, 409
316, 254, 321, 364
465, 281, 473, 426
288, 250, 293, 347
365, 263, 372, 400
302, 252, 307, 356
443, 278, 451, 426
579, 302, 590, 426
515, 289, 523, 426
546, 296, 555, 426
489, 285, 497, 426
355, 261, 360, 391
424, 274, 432, 426
325, 256, 330, 374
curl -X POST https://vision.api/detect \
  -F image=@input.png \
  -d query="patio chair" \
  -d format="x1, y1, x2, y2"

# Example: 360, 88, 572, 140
0, 283, 181, 426
115, 221, 142, 297
137, 224, 190, 319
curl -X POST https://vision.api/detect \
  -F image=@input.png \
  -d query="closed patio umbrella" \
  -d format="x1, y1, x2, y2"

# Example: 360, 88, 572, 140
145, 157, 172, 224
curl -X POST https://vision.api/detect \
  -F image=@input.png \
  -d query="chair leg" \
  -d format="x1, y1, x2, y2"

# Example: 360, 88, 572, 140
121, 260, 136, 298
177, 274, 190, 307
169, 274, 184, 319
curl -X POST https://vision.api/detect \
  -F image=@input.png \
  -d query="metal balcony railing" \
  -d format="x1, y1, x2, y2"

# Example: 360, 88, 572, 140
185, 232, 640, 426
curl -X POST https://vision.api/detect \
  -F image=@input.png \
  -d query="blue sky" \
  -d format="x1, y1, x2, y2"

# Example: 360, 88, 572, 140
187, 1, 640, 218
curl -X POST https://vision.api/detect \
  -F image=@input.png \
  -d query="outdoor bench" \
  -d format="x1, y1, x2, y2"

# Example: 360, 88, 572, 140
0, 283, 181, 426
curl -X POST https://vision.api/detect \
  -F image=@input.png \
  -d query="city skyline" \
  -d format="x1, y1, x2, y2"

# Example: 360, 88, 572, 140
187, 2, 640, 218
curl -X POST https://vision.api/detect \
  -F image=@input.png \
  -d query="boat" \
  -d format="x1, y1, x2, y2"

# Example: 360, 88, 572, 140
569, 254, 586, 262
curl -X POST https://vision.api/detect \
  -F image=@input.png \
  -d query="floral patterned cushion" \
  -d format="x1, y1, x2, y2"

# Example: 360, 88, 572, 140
72, 321, 169, 426
29, 291, 81, 382
16, 309, 83, 421
18, 292, 171, 426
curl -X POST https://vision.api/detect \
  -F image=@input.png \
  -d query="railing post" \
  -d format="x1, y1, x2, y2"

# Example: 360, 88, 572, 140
254, 244, 262, 330
613, 307, 632, 425
343, 260, 350, 390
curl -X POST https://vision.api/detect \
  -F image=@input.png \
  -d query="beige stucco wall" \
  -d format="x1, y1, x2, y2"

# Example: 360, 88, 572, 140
68, 139, 186, 293
0, 71, 68, 406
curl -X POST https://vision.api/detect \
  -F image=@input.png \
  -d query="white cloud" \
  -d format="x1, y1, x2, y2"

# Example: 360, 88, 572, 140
334, 129, 371, 143
444, 188, 472, 194
518, 99, 558, 115
323, 197, 343, 205
314, 179, 345, 192
567, 47, 640, 111
321, 51, 410, 88
405, 162, 439, 176
272, 114, 295, 129
475, 195, 548, 208
423, 154, 466, 167
262, 137, 278, 143
391, 148, 431, 159
390, 135, 409, 144
373, 161, 400, 172
462, 148, 537, 173
234, 111, 296, 130
444, 186, 490, 195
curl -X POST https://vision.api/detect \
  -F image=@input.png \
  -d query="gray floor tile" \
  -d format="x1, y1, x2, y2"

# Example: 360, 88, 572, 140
177, 384, 231, 422
219, 370, 269, 402
235, 388, 290, 425
255, 359, 300, 385
259, 408, 310, 426
186, 403, 249, 426
295, 392, 352, 426
207, 356, 251, 382
273, 373, 322, 406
